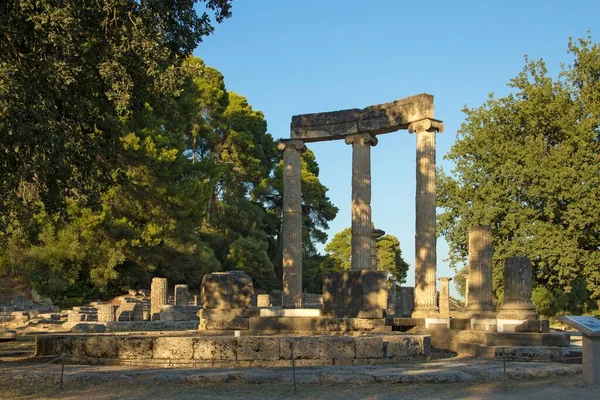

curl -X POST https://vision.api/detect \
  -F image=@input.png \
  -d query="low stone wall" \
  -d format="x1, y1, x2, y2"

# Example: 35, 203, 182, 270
35, 333, 430, 367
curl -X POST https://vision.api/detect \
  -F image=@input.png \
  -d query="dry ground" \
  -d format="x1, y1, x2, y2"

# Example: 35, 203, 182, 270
0, 373, 598, 400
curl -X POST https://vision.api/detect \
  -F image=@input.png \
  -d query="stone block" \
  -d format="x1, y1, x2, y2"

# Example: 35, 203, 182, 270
70, 323, 106, 333
323, 270, 387, 317
249, 316, 326, 333
355, 336, 384, 359
257, 294, 271, 308
383, 335, 428, 358
319, 336, 355, 359
84, 336, 117, 358
515, 319, 550, 333
160, 305, 200, 322
198, 308, 259, 319
117, 336, 153, 359
259, 308, 321, 317
237, 337, 280, 361
202, 317, 249, 330
153, 337, 193, 360
201, 271, 253, 309
326, 318, 387, 332
194, 337, 237, 361
280, 337, 320, 359
116, 302, 144, 321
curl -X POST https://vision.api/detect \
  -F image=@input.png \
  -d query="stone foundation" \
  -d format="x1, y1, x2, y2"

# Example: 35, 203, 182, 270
35, 333, 431, 367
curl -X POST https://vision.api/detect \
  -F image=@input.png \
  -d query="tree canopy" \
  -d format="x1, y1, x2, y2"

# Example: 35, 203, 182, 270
438, 36, 600, 315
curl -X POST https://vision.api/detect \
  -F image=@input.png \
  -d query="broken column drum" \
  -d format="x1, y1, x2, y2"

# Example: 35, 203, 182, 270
277, 140, 306, 309
438, 277, 452, 319
466, 225, 495, 317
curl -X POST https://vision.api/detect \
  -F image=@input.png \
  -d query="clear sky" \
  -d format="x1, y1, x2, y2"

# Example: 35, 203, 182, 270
193, 0, 600, 297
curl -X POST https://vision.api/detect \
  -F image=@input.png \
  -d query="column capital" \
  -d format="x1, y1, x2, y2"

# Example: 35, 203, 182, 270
344, 133, 378, 146
438, 277, 453, 283
277, 139, 306, 152
408, 118, 445, 134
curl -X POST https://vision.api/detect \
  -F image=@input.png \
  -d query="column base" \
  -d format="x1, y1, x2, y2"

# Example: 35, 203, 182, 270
424, 317, 450, 330
470, 318, 498, 331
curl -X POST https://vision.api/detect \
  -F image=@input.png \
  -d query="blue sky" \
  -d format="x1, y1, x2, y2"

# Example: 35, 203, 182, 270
194, 1, 600, 297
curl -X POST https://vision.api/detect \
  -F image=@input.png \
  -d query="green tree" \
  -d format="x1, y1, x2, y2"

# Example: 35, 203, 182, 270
324, 227, 409, 282
0, 0, 232, 237
438, 36, 600, 314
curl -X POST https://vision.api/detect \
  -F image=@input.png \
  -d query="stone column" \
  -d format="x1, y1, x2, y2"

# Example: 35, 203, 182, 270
466, 225, 496, 317
174, 284, 190, 306
344, 133, 378, 271
464, 277, 469, 306
498, 257, 538, 320
371, 228, 385, 270
150, 277, 167, 321
438, 278, 452, 318
409, 119, 443, 317
277, 140, 306, 308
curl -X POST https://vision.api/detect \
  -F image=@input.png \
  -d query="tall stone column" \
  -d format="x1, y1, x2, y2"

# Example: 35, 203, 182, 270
498, 256, 538, 320
409, 119, 443, 317
466, 225, 496, 317
277, 140, 306, 308
344, 133, 378, 271
150, 277, 167, 321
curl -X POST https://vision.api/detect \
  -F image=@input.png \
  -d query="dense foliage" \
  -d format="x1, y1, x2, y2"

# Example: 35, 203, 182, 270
0, 1, 339, 306
439, 36, 600, 315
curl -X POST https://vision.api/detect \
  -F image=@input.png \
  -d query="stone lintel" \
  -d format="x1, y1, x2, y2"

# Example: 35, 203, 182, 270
290, 94, 437, 142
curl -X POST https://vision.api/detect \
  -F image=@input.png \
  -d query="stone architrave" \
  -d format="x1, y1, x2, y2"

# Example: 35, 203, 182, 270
174, 284, 190, 306
498, 257, 538, 320
438, 278, 452, 319
277, 140, 306, 308
151, 277, 168, 321
409, 119, 444, 317
371, 228, 385, 269
465, 225, 495, 317
345, 133, 378, 271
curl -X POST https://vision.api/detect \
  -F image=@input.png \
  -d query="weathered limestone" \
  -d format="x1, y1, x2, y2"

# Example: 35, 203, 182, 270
497, 257, 538, 330
174, 284, 190, 306
116, 302, 144, 322
150, 277, 167, 321
160, 305, 200, 322
410, 119, 444, 317
256, 294, 271, 308
438, 278, 452, 319
277, 140, 306, 308
96, 304, 117, 322
322, 270, 387, 318
201, 271, 253, 309
35, 333, 431, 367
345, 133, 378, 271
396, 287, 415, 317
291, 94, 436, 141
466, 225, 496, 318
371, 228, 385, 269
